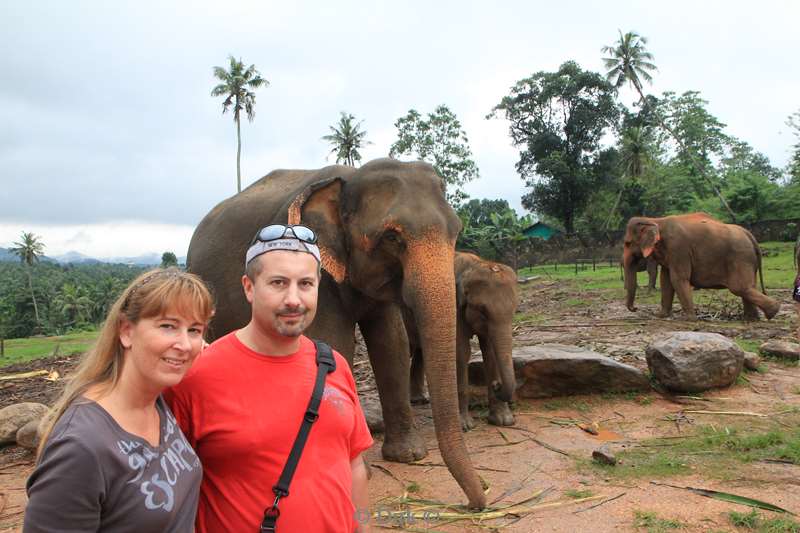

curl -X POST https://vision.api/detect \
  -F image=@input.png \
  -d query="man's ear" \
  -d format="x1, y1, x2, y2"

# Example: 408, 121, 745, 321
640, 223, 661, 258
287, 177, 347, 283
242, 274, 254, 304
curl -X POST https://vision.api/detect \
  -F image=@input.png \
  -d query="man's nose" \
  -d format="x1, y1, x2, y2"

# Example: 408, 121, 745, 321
284, 283, 302, 308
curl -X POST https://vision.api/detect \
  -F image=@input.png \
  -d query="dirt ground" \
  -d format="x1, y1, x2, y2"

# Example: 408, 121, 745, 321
1, 279, 798, 532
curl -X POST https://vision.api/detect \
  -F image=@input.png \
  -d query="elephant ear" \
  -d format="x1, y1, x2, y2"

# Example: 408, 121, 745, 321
639, 223, 661, 258
287, 177, 347, 283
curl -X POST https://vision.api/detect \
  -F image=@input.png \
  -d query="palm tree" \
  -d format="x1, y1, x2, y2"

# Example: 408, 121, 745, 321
54, 284, 93, 329
604, 126, 656, 229
10, 231, 45, 327
211, 55, 269, 193
322, 112, 371, 166
602, 30, 737, 222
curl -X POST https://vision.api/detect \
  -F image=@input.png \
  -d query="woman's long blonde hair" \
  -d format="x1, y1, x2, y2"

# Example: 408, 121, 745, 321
37, 267, 214, 457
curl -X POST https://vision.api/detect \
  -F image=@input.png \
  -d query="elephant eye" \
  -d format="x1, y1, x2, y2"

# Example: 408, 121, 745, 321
383, 231, 402, 244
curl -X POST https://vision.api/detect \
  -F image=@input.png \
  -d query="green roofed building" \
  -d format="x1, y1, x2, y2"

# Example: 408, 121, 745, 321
523, 222, 562, 241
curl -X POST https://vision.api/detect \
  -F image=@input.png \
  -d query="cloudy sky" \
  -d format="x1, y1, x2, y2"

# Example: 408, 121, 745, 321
2, 0, 798, 258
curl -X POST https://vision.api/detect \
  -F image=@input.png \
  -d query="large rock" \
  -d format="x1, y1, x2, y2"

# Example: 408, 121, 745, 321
16, 419, 42, 450
759, 341, 800, 361
0, 402, 48, 444
646, 332, 744, 393
484, 344, 650, 399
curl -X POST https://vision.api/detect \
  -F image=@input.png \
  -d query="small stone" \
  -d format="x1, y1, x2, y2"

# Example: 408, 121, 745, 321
592, 445, 616, 466
759, 341, 800, 361
743, 351, 761, 371
360, 397, 384, 434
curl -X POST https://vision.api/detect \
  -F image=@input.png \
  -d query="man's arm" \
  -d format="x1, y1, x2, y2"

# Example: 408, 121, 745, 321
351, 453, 370, 533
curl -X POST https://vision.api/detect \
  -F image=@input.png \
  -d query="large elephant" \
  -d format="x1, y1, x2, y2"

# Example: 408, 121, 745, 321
622, 213, 780, 320
407, 252, 518, 431
187, 158, 485, 508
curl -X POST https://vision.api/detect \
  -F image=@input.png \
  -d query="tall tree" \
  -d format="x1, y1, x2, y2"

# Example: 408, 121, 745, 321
389, 105, 479, 207
10, 231, 45, 327
54, 284, 92, 329
602, 30, 737, 221
489, 61, 619, 233
322, 112, 371, 166
211, 55, 269, 193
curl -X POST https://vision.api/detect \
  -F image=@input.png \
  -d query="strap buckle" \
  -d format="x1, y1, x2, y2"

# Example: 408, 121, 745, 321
260, 494, 282, 532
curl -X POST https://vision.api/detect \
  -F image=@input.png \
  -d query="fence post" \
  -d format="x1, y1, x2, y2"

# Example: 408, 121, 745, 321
0, 338, 3, 357
575, 260, 578, 275
592, 257, 596, 271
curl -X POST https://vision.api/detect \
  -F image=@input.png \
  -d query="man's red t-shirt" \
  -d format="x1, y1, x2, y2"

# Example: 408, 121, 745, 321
165, 333, 373, 533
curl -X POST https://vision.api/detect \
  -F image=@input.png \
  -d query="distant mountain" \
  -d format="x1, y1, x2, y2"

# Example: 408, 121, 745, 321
53, 251, 102, 264
0, 247, 185, 266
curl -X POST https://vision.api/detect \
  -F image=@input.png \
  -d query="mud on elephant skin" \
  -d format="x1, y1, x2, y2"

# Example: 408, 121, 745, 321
622, 213, 780, 321
408, 252, 519, 431
187, 158, 486, 508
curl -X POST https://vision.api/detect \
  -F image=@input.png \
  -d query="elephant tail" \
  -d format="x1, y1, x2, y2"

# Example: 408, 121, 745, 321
747, 231, 767, 295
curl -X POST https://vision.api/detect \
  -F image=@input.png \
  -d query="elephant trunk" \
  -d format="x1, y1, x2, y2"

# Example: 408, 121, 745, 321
404, 236, 486, 509
623, 251, 638, 312
480, 324, 516, 402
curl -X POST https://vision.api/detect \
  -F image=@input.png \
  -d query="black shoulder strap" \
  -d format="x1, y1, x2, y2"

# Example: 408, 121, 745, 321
261, 341, 336, 532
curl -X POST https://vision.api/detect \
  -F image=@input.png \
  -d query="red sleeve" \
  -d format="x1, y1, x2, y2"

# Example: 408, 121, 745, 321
163, 384, 196, 449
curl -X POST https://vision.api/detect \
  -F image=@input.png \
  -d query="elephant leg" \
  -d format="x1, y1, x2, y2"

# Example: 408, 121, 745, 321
657, 267, 674, 318
672, 276, 696, 320
359, 304, 427, 463
741, 297, 760, 321
477, 335, 514, 427
456, 320, 475, 432
409, 347, 429, 404
734, 287, 780, 320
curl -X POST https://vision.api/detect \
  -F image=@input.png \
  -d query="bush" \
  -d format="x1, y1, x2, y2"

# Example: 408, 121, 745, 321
781, 222, 798, 242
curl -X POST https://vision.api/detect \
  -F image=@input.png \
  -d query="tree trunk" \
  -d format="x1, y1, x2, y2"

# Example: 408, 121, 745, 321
634, 84, 737, 223
236, 117, 242, 193
26, 268, 41, 326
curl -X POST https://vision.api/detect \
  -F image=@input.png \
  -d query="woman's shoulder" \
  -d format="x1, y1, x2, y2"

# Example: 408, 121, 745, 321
46, 400, 117, 454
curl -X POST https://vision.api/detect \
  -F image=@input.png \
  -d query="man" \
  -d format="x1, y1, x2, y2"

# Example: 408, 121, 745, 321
166, 224, 373, 532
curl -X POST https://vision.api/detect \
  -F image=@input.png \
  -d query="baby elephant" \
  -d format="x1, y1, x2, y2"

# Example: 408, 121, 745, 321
408, 252, 519, 431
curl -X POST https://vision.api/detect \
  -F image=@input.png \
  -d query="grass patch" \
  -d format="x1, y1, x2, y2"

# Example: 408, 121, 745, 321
1, 331, 97, 368
633, 510, 685, 532
728, 509, 800, 532
585, 424, 800, 480
564, 488, 595, 499
405, 481, 420, 494
513, 311, 547, 324
735, 338, 762, 354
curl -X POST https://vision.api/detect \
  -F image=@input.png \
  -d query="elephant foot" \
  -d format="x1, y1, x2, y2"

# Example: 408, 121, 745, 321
488, 404, 515, 427
743, 312, 760, 322
655, 310, 671, 318
409, 392, 430, 405
460, 412, 476, 432
679, 312, 697, 321
382, 431, 428, 463
764, 302, 781, 320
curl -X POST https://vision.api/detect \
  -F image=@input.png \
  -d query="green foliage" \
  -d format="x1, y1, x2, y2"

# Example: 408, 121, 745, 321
787, 109, 800, 184
489, 61, 619, 233
781, 223, 798, 243
728, 509, 800, 532
456, 199, 532, 268
160, 251, 178, 268
632, 510, 685, 532
389, 105, 479, 208
321, 111, 370, 166
0, 261, 145, 339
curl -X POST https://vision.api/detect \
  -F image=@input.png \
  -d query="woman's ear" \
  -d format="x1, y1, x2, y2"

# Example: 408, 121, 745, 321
119, 319, 133, 350
288, 177, 348, 282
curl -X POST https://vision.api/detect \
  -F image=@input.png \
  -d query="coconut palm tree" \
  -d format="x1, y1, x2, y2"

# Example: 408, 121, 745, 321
322, 112, 371, 166
10, 231, 45, 327
54, 284, 93, 329
602, 30, 736, 222
211, 55, 269, 193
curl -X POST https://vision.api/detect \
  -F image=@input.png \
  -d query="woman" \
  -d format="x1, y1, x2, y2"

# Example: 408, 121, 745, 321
24, 267, 214, 533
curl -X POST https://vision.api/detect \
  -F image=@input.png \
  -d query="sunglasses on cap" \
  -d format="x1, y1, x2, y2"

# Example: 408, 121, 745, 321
250, 224, 318, 245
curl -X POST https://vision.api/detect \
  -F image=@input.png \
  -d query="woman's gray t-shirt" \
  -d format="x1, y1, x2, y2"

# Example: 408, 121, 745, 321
24, 396, 202, 532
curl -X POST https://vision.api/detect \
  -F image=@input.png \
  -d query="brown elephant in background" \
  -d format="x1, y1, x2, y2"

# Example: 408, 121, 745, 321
406, 252, 518, 431
625, 256, 658, 290
187, 158, 486, 508
622, 213, 780, 321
